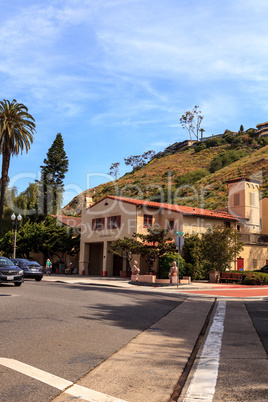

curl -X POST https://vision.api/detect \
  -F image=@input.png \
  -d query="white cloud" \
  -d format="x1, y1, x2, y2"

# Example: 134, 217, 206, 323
4, 0, 268, 205
1, 0, 268, 132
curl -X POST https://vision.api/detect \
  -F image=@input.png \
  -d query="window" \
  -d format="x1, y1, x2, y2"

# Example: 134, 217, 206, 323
92, 218, 105, 230
107, 215, 121, 229
143, 214, 152, 228
225, 221, 231, 228
234, 193, 240, 206
250, 192, 255, 206
168, 220, 174, 230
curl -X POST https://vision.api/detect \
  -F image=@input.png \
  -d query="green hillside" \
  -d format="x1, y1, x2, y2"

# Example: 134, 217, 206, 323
63, 133, 268, 216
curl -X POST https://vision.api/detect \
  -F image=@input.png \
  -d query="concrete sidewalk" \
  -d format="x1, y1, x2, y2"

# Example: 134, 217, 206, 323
43, 274, 195, 289
42, 274, 268, 299
51, 296, 268, 402
45, 276, 268, 401
52, 297, 215, 402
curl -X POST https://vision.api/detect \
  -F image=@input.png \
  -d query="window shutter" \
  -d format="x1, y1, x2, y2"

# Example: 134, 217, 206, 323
234, 193, 240, 206
101, 218, 105, 229
107, 217, 111, 229
250, 193, 255, 206
92, 219, 96, 230
117, 215, 121, 228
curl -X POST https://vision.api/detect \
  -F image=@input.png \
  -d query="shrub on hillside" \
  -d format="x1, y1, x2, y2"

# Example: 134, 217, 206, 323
194, 142, 207, 153
232, 135, 243, 145
175, 168, 210, 186
205, 137, 225, 147
222, 133, 235, 144
247, 128, 259, 138
209, 149, 248, 173
258, 137, 268, 146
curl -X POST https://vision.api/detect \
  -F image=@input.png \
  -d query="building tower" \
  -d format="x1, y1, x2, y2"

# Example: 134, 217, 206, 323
227, 178, 261, 234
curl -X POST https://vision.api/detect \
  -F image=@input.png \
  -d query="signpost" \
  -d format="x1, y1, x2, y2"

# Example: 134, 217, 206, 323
175, 231, 184, 287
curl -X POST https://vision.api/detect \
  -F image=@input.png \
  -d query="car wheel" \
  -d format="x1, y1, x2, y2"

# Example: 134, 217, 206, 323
14, 282, 22, 287
35, 278, 42, 281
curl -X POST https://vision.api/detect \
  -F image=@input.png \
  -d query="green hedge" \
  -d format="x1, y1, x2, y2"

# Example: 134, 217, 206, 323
224, 270, 268, 285
243, 272, 268, 285
226, 271, 268, 285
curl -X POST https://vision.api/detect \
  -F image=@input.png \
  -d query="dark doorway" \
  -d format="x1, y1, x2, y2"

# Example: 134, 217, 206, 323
113, 254, 123, 276
88, 243, 103, 275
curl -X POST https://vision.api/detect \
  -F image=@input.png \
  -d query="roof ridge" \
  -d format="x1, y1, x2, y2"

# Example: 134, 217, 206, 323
106, 195, 237, 221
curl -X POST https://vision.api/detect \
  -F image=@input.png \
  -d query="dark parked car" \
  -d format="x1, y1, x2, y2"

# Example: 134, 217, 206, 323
11, 258, 43, 281
0, 257, 24, 286
254, 264, 268, 273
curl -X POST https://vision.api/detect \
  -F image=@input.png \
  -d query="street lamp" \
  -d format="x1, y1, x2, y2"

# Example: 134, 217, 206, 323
11, 213, 22, 258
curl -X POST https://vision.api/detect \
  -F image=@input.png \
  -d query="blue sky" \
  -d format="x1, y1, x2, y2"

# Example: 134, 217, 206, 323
1, 0, 268, 206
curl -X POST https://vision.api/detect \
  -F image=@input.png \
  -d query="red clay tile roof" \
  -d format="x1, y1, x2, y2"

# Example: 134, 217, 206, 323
98, 195, 238, 221
51, 215, 81, 229
226, 177, 260, 184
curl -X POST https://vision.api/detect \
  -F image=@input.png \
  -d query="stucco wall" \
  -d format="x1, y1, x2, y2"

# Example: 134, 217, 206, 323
182, 215, 236, 235
81, 198, 138, 242
79, 199, 138, 275
237, 243, 268, 271
79, 195, 266, 276
261, 197, 268, 234
228, 180, 260, 233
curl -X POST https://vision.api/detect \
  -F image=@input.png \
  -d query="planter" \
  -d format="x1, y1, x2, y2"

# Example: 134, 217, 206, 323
138, 275, 156, 283
209, 271, 220, 283
155, 279, 170, 284
120, 270, 131, 278
131, 274, 139, 282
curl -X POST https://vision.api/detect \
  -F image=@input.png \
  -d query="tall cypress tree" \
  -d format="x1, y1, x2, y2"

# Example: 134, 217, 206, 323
37, 133, 69, 215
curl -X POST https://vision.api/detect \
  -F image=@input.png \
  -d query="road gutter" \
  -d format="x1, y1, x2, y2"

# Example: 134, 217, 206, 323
180, 300, 226, 401
169, 298, 217, 401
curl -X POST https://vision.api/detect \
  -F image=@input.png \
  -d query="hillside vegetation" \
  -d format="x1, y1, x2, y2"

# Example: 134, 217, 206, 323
63, 132, 268, 216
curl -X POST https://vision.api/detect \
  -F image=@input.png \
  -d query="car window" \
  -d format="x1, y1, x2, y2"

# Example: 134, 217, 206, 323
0, 258, 13, 266
13, 259, 27, 265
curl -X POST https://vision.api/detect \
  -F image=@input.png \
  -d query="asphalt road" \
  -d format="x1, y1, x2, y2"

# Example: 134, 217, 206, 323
0, 280, 184, 402
0, 280, 268, 401
246, 299, 268, 353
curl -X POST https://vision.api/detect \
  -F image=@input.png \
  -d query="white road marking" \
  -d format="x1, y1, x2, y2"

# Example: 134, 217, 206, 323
0, 358, 72, 390
64, 384, 126, 401
0, 358, 126, 401
183, 300, 226, 401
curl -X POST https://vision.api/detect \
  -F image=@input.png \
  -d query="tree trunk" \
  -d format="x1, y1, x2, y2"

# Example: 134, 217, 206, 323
0, 146, 11, 236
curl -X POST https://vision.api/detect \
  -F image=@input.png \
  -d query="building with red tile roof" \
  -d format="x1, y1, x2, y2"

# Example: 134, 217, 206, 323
51, 214, 81, 231
78, 177, 267, 277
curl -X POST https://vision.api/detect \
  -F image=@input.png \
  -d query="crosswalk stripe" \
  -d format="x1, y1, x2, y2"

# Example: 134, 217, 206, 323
183, 301, 226, 401
0, 358, 126, 401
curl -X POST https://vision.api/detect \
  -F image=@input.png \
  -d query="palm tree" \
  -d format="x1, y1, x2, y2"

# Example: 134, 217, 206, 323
0, 99, 36, 235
